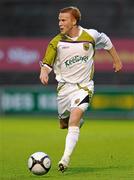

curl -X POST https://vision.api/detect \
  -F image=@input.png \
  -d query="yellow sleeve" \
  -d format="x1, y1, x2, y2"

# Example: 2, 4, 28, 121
42, 34, 62, 67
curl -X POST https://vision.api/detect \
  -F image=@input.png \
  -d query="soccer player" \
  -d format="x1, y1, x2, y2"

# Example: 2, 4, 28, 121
39, 6, 122, 172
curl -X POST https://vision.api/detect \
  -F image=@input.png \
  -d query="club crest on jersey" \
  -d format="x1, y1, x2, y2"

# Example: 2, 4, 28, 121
75, 98, 80, 104
83, 42, 89, 51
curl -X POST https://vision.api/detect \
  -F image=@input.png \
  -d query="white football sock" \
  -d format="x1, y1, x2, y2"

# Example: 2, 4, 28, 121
62, 126, 80, 162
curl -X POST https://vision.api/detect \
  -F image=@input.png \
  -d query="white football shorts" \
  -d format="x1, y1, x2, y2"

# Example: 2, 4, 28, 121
57, 81, 94, 119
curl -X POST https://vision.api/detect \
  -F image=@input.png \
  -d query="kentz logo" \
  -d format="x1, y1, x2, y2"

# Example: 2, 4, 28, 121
65, 55, 88, 67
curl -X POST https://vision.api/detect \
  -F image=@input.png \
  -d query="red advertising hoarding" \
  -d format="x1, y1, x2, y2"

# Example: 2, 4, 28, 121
94, 39, 134, 72
0, 38, 133, 72
0, 38, 49, 72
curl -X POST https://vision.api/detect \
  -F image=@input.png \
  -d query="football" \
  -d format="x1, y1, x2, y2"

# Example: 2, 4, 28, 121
28, 151, 51, 175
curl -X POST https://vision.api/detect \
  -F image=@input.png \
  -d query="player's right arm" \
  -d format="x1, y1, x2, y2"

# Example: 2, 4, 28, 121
39, 36, 59, 85
39, 34, 62, 85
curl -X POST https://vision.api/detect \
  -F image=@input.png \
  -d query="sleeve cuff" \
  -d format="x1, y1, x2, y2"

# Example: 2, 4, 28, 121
39, 61, 52, 71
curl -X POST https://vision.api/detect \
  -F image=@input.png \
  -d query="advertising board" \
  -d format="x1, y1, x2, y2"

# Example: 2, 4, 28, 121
0, 38, 133, 72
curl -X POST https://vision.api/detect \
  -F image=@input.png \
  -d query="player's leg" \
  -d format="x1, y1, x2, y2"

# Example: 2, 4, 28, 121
58, 107, 84, 172
58, 83, 93, 172
59, 116, 84, 129
59, 117, 69, 129
58, 92, 90, 172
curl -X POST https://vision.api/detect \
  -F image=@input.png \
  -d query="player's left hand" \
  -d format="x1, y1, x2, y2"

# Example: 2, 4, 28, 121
113, 61, 123, 72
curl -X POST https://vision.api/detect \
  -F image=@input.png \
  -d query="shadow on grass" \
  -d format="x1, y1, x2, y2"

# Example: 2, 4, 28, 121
27, 172, 55, 179
0, 174, 53, 180
65, 166, 121, 175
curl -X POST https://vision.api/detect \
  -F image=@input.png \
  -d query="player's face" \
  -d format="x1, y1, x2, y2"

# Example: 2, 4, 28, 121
58, 12, 76, 35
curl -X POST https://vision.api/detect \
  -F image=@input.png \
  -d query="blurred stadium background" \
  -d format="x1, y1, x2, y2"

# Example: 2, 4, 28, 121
0, 0, 134, 119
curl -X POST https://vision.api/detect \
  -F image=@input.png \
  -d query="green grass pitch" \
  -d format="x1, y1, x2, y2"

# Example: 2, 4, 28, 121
0, 116, 134, 180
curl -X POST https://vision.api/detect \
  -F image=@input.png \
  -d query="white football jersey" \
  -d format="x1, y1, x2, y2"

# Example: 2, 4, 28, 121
42, 26, 113, 84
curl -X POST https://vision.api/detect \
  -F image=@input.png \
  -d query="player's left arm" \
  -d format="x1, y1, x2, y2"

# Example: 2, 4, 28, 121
107, 46, 122, 72
88, 29, 122, 72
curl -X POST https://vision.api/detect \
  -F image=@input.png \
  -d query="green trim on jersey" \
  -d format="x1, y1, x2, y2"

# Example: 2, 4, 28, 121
42, 30, 95, 67
42, 34, 62, 66
77, 83, 93, 100
57, 82, 66, 94
77, 30, 95, 44
90, 64, 94, 80
77, 30, 95, 58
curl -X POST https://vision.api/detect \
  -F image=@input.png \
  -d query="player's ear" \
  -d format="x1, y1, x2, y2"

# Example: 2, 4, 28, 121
72, 19, 77, 26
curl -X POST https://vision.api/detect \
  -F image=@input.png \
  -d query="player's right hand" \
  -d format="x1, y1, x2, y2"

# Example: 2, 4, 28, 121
39, 67, 49, 85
